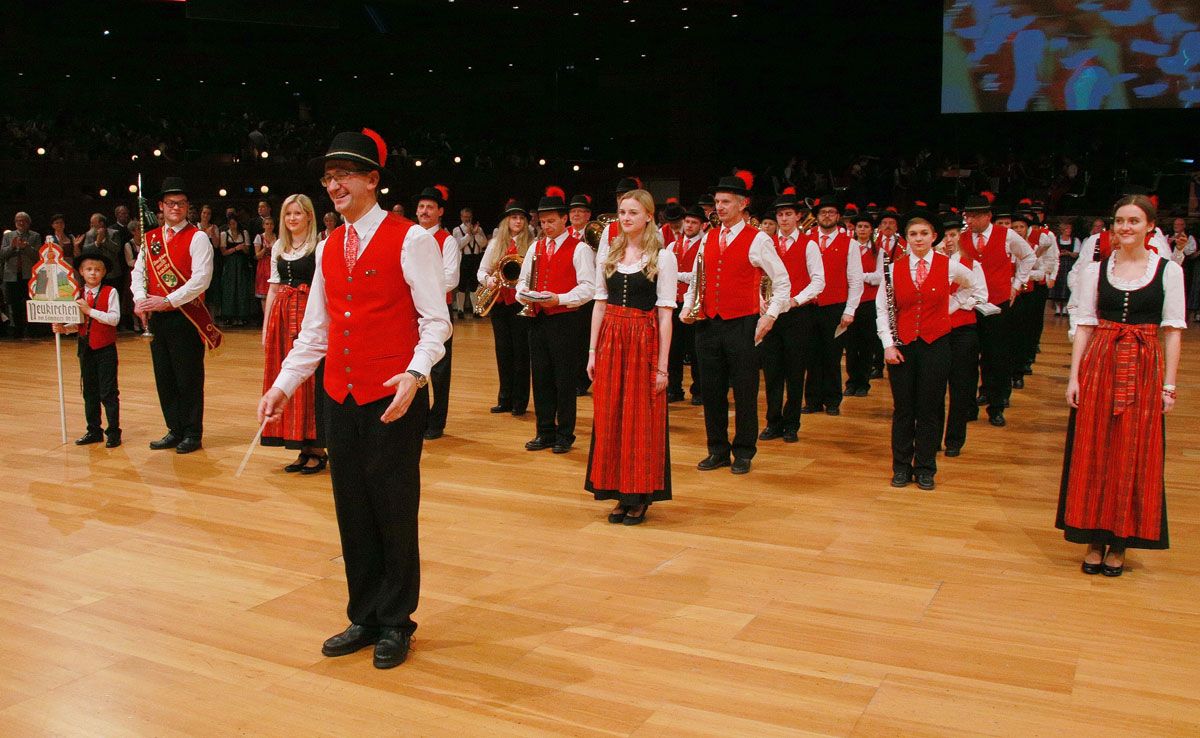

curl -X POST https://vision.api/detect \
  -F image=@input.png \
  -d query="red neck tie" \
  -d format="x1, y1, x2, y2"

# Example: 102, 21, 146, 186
82, 289, 97, 336
164, 227, 174, 246
976, 233, 984, 252
545, 237, 554, 260
345, 224, 360, 273
720, 227, 730, 254
820, 235, 829, 252
915, 258, 928, 289
777, 235, 790, 260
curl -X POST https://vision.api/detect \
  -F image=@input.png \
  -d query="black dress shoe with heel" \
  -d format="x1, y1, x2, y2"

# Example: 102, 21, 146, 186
149, 432, 181, 450
759, 426, 783, 441
552, 442, 572, 454
321, 624, 380, 657
916, 474, 935, 490
300, 454, 328, 475
490, 405, 508, 414
731, 458, 751, 475
988, 413, 1006, 427
697, 454, 731, 471
525, 436, 553, 451
284, 453, 311, 473
373, 628, 412, 669
75, 431, 104, 446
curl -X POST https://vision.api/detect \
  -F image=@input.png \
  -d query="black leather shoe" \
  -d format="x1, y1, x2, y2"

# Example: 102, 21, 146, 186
666, 391, 685, 403
868, 367, 884, 379
607, 507, 627, 524
552, 443, 572, 454
782, 430, 799, 443
423, 428, 443, 440
854, 388, 869, 397
490, 405, 508, 414
801, 405, 822, 414
321, 624, 380, 657
284, 453, 311, 472
690, 395, 703, 406
105, 433, 122, 448
697, 454, 731, 471
825, 406, 841, 416
759, 426, 783, 441
891, 472, 911, 487
149, 432, 181, 450
976, 393, 988, 407
731, 458, 751, 475
1081, 559, 1104, 575
622, 505, 647, 526
1021, 363, 1033, 375
1012, 377, 1025, 390
75, 431, 104, 446
843, 387, 857, 397
1101, 562, 1124, 577
988, 413, 1006, 427
944, 447, 961, 458
373, 629, 412, 668
299, 454, 328, 475
525, 436, 553, 451
916, 474, 935, 490
175, 437, 202, 454
511, 407, 527, 417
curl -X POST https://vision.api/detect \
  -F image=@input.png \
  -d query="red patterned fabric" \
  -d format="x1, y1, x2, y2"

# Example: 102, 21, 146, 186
1063, 320, 1164, 540
588, 304, 666, 495
254, 251, 272, 296
262, 284, 318, 444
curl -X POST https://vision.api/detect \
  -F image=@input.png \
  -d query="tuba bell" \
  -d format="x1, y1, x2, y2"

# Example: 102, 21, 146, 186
472, 252, 524, 317
583, 213, 618, 250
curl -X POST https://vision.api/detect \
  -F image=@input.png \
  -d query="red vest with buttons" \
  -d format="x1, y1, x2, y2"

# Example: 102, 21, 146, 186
893, 253, 952, 345
146, 222, 199, 305
775, 231, 812, 297
949, 253, 977, 328
79, 285, 117, 350
857, 241, 880, 302
322, 214, 420, 405
701, 224, 761, 320
660, 223, 677, 244
675, 234, 702, 303
960, 224, 1013, 304
432, 228, 454, 304
532, 234, 584, 316
815, 231, 853, 306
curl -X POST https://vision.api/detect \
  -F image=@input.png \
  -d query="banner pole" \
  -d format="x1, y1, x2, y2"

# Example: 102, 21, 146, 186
55, 331, 67, 444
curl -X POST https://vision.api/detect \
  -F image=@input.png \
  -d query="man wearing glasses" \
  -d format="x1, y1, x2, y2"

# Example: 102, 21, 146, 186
259, 129, 451, 669
131, 177, 217, 454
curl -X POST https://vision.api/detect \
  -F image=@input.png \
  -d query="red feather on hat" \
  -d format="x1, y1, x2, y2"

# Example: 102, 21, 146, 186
361, 128, 387, 168
980, 191, 996, 204
434, 185, 449, 201
846, 202, 858, 209
667, 197, 679, 204
915, 200, 928, 207
634, 177, 644, 189
782, 186, 796, 195
734, 170, 754, 190
1149, 194, 1160, 209
868, 202, 877, 208
544, 186, 565, 199
1019, 197, 1032, 205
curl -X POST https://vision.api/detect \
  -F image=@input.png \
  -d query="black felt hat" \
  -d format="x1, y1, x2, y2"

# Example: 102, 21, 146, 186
613, 177, 642, 195
536, 186, 570, 213
501, 199, 529, 218
962, 192, 996, 213
568, 194, 593, 210
75, 247, 113, 274
710, 171, 754, 198
157, 176, 187, 200
682, 205, 707, 222
660, 202, 687, 222
414, 185, 448, 208
773, 188, 801, 212
308, 128, 390, 180
903, 207, 942, 237
697, 194, 715, 207
810, 194, 843, 215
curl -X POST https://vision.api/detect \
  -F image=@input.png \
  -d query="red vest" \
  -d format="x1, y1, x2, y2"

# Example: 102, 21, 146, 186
893, 253, 952, 345
660, 223, 677, 244
432, 228, 454, 304
949, 253, 977, 328
960, 224, 1013, 304
147, 222, 199, 305
79, 285, 117, 350
857, 241, 879, 302
815, 231, 853, 306
702, 224, 761, 320
875, 233, 907, 262
322, 214, 421, 404
675, 234, 702, 303
775, 231, 812, 297
532, 234, 583, 316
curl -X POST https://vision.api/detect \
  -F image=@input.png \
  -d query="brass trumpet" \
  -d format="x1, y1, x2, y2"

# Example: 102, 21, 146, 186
518, 247, 539, 317
472, 252, 524, 317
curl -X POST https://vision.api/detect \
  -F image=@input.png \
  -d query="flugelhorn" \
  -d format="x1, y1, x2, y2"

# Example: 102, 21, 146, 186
518, 244, 540, 317
472, 252, 524, 317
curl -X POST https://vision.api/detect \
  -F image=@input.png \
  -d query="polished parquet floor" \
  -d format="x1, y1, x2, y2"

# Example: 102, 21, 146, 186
1, 312, 1198, 737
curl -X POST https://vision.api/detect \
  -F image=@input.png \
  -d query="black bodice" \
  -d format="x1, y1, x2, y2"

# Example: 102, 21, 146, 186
1097, 255, 1166, 325
276, 252, 317, 288
605, 268, 658, 311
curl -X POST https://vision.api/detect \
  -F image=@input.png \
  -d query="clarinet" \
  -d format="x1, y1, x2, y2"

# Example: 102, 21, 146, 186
882, 247, 902, 348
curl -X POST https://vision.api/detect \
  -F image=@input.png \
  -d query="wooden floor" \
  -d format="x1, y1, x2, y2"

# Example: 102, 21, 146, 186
1, 312, 1198, 737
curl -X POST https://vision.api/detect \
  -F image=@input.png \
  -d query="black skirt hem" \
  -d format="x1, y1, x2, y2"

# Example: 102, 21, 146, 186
586, 487, 672, 505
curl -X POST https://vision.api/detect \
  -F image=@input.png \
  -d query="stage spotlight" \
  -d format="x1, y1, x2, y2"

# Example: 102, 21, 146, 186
99, 188, 108, 197
381, 187, 390, 195
128, 184, 138, 193
260, 151, 269, 159
260, 185, 269, 193
36, 147, 45, 156
414, 160, 423, 167
573, 164, 580, 172
454, 156, 462, 164
153, 149, 162, 157
218, 188, 228, 197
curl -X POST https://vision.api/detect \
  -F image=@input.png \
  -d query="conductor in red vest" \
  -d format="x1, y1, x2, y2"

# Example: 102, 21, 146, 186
414, 185, 461, 440
131, 177, 218, 454
959, 192, 1035, 427
517, 189, 596, 454
681, 171, 790, 475
258, 129, 451, 668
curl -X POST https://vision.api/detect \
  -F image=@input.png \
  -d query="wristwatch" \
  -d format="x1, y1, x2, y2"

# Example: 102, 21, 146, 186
407, 369, 428, 388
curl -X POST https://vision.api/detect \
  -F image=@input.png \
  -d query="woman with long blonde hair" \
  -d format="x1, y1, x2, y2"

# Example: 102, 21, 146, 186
477, 199, 534, 415
260, 193, 327, 474
585, 189, 677, 525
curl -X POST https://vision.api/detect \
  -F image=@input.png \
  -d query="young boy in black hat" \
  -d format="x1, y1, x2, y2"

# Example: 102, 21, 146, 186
54, 249, 122, 447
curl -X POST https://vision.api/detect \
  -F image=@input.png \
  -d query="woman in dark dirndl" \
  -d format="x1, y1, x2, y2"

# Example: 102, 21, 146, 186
1058, 195, 1185, 576
586, 189, 677, 526
261, 193, 327, 474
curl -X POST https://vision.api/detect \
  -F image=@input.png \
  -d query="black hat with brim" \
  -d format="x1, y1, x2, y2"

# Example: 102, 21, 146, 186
851, 211, 876, 227
414, 186, 447, 208
683, 205, 707, 222
962, 194, 995, 213
613, 177, 641, 195
660, 203, 686, 222
697, 194, 715, 207
1011, 210, 1035, 226
157, 176, 187, 200
308, 128, 390, 183
569, 194, 593, 210
940, 212, 963, 230
75, 247, 114, 274
536, 195, 570, 213
501, 200, 529, 218
710, 175, 753, 198
903, 207, 942, 238
773, 193, 801, 212
810, 195, 843, 215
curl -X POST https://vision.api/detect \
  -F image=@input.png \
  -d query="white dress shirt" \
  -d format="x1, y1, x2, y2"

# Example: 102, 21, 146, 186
424, 223, 462, 294
515, 230, 596, 308
452, 222, 487, 254
675, 234, 703, 286
81, 284, 121, 326
1028, 229, 1060, 282
874, 250, 974, 349
130, 221, 214, 306
1073, 256, 1186, 329
679, 220, 792, 319
948, 253, 989, 315
814, 227, 865, 316
966, 223, 1035, 291
776, 228, 825, 306
593, 243, 679, 308
272, 204, 451, 397
856, 239, 885, 287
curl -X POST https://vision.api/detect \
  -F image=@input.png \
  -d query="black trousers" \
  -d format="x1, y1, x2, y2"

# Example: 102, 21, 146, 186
327, 390, 427, 633
78, 340, 120, 436
426, 311, 453, 432
1012, 282, 1048, 374
695, 314, 759, 460
759, 306, 813, 433
668, 304, 701, 397
3, 281, 29, 338
576, 300, 594, 392
944, 324, 979, 451
804, 302, 847, 409
844, 300, 880, 392
976, 299, 1013, 415
148, 311, 205, 438
529, 310, 582, 444
488, 301, 530, 411
886, 336, 951, 477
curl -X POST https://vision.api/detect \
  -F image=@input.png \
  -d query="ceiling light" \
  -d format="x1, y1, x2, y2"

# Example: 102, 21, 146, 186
260, 151, 269, 159
219, 188, 228, 197
538, 158, 546, 166
128, 184, 138, 193
36, 147, 45, 156
573, 165, 581, 172
381, 187, 390, 195
260, 185, 269, 194
415, 160, 423, 167
99, 188, 108, 197
617, 162, 625, 169
454, 156, 462, 164
153, 149, 162, 157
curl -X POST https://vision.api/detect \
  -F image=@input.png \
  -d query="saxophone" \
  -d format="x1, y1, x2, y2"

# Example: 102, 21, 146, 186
882, 247, 902, 348
518, 240, 541, 317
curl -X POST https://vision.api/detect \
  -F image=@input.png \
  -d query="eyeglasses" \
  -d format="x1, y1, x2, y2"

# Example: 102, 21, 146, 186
319, 169, 366, 187
162, 199, 189, 209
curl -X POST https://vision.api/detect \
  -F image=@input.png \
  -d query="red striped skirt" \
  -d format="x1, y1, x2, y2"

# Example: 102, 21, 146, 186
1057, 320, 1167, 547
586, 304, 670, 501
261, 284, 320, 448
